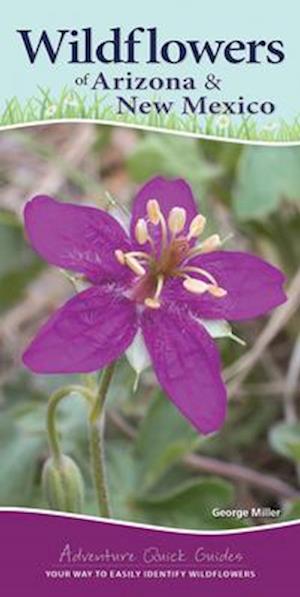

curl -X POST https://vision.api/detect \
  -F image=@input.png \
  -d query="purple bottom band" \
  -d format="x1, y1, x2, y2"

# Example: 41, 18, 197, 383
0, 510, 298, 596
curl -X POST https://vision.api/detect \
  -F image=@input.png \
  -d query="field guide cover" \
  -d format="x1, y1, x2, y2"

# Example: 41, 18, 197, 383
0, 1, 300, 595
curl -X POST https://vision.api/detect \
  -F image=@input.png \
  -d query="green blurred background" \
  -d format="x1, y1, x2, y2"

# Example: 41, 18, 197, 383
0, 123, 300, 529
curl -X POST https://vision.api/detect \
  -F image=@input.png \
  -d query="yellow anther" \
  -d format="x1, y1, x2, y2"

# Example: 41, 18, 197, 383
115, 249, 125, 265
147, 199, 161, 225
135, 218, 149, 244
168, 207, 186, 235
144, 297, 161, 309
181, 265, 217, 287
124, 255, 146, 277
188, 214, 206, 240
208, 285, 228, 298
183, 277, 209, 294
200, 234, 221, 253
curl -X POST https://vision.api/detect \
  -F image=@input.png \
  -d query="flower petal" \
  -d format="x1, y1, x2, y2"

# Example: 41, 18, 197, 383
185, 251, 287, 321
141, 304, 227, 434
23, 284, 137, 373
24, 196, 132, 283
163, 251, 286, 321
130, 177, 198, 251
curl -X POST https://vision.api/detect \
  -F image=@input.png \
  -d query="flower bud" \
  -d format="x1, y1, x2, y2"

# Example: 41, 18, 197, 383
42, 455, 85, 513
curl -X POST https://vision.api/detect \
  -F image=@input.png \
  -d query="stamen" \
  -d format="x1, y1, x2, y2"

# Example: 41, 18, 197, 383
180, 265, 217, 286
185, 233, 222, 260
135, 218, 149, 245
208, 285, 227, 298
183, 277, 209, 294
180, 268, 227, 299
144, 274, 164, 309
168, 207, 186, 235
147, 199, 161, 225
158, 213, 168, 250
200, 234, 221, 253
146, 198, 168, 250
126, 251, 151, 262
115, 249, 125, 265
125, 255, 146, 277
115, 249, 150, 268
144, 297, 161, 309
154, 274, 164, 299
187, 214, 206, 240
115, 249, 147, 276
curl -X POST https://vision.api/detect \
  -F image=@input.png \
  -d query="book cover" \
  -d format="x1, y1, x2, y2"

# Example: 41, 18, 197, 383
1, 2, 299, 595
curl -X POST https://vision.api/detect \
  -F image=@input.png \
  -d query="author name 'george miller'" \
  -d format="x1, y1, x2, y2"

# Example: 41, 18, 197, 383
212, 507, 281, 520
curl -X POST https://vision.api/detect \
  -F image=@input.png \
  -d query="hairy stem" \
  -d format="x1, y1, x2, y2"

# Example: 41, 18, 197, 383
88, 362, 116, 517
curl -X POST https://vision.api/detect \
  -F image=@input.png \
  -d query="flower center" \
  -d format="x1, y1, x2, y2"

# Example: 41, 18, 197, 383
115, 199, 227, 309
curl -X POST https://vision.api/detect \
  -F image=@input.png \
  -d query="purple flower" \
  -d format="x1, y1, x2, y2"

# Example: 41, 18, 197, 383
23, 177, 286, 434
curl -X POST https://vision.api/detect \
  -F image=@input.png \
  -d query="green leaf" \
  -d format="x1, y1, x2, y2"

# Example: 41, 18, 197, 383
134, 393, 200, 492
0, 415, 45, 506
127, 135, 220, 200
279, 500, 300, 522
269, 422, 300, 461
0, 221, 24, 276
106, 441, 140, 520
135, 477, 237, 530
107, 441, 239, 529
0, 384, 92, 506
233, 146, 300, 220
0, 220, 43, 312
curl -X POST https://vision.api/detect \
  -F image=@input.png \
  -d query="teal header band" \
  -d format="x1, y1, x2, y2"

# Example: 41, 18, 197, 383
1, 0, 300, 141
